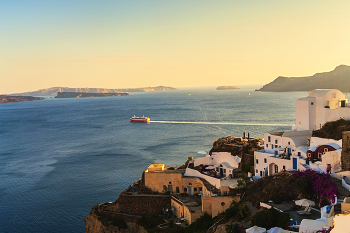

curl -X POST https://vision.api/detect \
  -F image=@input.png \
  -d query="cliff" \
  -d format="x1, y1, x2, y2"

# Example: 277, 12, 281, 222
55, 92, 128, 98
0, 95, 44, 104
256, 65, 350, 92
84, 182, 172, 233
11, 86, 178, 96
216, 86, 240, 90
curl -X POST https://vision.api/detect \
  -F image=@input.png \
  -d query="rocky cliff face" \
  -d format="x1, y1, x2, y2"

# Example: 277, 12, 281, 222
11, 86, 178, 96
84, 204, 147, 233
256, 65, 350, 92
55, 92, 128, 98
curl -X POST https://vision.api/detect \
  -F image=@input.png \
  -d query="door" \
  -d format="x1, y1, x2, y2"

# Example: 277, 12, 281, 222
287, 148, 291, 157
188, 186, 193, 196
341, 100, 346, 107
168, 185, 173, 193
293, 158, 297, 170
220, 168, 223, 176
275, 165, 278, 173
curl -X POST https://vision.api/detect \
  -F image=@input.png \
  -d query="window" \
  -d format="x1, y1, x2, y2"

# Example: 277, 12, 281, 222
260, 171, 263, 176
311, 102, 314, 105
298, 152, 301, 156
283, 165, 286, 170
176, 187, 180, 193
199, 187, 202, 192
264, 158, 267, 163
268, 136, 271, 142
163, 185, 167, 190
275, 139, 278, 144
216, 167, 219, 172
194, 188, 197, 192
288, 141, 290, 145
223, 169, 226, 174
184, 188, 187, 192
256, 169, 258, 174
308, 153, 311, 157
266, 144, 268, 148
275, 145, 278, 148
256, 159, 258, 164
318, 153, 322, 158
169, 181, 171, 184
324, 148, 328, 152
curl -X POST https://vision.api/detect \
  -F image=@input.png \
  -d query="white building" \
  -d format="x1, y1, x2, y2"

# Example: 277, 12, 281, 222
293, 89, 350, 133
184, 152, 241, 190
254, 89, 350, 177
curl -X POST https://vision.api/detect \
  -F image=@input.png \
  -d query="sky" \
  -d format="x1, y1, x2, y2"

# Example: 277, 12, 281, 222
1, 0, 350, 94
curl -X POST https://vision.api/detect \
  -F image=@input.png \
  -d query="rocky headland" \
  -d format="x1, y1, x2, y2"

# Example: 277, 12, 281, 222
55, 92, 129, 98
84, 134, 263, 233
256, 65, 350, 92
0, 95, 45, 104
216, 86, 240, 90
11, 86, 178, 97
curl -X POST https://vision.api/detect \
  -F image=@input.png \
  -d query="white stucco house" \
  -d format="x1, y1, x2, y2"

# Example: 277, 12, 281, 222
184, 152, 241, 190
254, 89, 350, 177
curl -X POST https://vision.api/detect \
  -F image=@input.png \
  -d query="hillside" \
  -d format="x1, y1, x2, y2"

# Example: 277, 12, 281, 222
256, 65, 350, 92
216, 86, 240, 90
0, 95, 44, 104
312, 119, 350, 140
10, 86, 178, 96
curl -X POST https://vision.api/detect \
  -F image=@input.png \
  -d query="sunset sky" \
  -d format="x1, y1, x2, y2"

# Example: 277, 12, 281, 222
1, 0, 349, 94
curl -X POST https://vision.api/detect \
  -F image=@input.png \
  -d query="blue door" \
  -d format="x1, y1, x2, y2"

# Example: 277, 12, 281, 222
275, 165, 278, 173
306, 159, 309, 165
293, 158, 297, 170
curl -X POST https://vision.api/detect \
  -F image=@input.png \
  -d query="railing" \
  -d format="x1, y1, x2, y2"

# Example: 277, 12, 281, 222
342, 177, 350, 191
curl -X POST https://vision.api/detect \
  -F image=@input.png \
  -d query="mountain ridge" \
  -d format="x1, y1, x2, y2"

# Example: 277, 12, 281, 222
256, 65, 350, 92
10, 86, 178, 96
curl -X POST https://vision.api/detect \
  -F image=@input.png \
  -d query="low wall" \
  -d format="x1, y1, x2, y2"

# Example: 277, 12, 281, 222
116, 194, 171, 215
342, 178, 350, 191
184, 168, 221, 188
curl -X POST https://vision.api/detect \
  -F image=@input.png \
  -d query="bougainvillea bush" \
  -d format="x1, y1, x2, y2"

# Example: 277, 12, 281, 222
292, 169, 340, 207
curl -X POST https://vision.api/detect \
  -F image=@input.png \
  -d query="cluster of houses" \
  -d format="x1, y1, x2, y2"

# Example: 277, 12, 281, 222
141, 89, 350, 228
254, 89, 350, 178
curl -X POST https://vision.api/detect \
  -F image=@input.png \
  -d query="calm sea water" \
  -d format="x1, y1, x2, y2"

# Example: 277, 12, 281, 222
0, 86, 306, 233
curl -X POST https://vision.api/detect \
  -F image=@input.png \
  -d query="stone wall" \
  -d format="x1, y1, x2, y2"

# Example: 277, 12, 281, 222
116, 194, 171, 215
342, 131, 350, 171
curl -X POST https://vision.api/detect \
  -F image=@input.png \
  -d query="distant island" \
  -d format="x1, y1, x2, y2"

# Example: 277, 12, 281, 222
10, 86, 178, 97
55, 92, 129, 98
216, 86, 240, 90
0, 95, 45, 104
256, 64, 350, 92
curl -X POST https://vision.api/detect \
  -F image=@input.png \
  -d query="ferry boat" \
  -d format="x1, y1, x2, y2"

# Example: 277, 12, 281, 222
130, 115, 150, 123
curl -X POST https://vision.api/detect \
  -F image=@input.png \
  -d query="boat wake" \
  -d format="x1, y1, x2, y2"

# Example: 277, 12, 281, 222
149, 120, 291, 126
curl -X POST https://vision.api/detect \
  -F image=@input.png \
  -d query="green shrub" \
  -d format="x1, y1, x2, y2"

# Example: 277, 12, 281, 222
226, 223, 244, 233
185, 213, 214, 233
137, 212, 165, 232
251, 207, 291, 229
236, 205, 249, 221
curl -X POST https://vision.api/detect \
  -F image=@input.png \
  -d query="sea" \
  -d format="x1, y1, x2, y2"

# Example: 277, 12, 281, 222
0, 86, 307, 233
